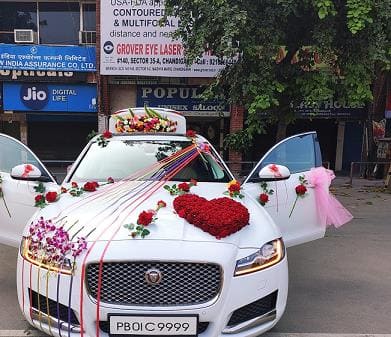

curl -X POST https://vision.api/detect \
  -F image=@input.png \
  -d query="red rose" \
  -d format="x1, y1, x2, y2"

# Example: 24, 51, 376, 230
35, 194, 44, 202
228, 182, 241, 193
71, 182, 78, 188
107, 177, 114, 184
61, 187, 67, 194
137, 211, 154, 226
178, 209, 187, 218
186, 130, 196, 138
45, 191, 58, 203
295, 184, 307, 195
259, 193, 269, 205
157, 200, 166, 208
103, 130, 113, 139
83, 181, 98, 192
178, 182, 190, 192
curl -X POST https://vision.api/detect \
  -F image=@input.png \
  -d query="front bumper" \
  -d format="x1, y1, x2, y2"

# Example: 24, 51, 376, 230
17, 240, 288, 337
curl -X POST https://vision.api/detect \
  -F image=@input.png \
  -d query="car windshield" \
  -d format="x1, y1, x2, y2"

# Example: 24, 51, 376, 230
69, 139, 231, 183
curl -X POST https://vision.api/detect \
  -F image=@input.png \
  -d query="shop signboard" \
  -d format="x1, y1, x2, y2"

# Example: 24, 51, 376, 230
295, 99, 366, 119
0, 69, 87, 82
100, 1, 233, 77
137, 84, 230, 117
3, 83, 97, 112
0, 44, 96, 72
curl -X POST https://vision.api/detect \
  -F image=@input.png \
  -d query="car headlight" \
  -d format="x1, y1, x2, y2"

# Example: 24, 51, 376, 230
20, 237, 74, 275
234, 239, 285, 276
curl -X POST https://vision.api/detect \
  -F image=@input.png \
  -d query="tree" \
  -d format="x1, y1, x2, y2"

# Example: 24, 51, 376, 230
164, 0, 391, 148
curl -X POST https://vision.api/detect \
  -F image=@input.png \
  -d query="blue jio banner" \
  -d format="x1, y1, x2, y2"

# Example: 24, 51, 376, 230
3, 83, 97, 112
0, 44, 96, 72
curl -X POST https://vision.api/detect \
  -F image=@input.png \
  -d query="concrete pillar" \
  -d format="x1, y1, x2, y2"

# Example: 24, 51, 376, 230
335, 121, 346, 171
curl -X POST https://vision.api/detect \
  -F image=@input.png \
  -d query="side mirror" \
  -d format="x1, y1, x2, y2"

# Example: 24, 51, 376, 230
258, 164, 291, 181
10, 164, 51, 182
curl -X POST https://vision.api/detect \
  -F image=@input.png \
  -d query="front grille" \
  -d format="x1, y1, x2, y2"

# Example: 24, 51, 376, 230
99, 321, 210, 335
29, 289, 79, 325
86, 262, 222, 306
227, 291, 277, 327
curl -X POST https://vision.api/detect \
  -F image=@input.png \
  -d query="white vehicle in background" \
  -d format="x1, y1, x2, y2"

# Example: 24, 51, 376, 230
0, 107, 328, 337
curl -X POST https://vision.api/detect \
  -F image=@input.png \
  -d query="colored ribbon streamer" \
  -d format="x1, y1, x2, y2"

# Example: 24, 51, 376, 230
306, 167, 353, 228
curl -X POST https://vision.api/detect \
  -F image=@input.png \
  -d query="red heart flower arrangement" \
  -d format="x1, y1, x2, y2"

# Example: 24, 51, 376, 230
173, 194, 250, 239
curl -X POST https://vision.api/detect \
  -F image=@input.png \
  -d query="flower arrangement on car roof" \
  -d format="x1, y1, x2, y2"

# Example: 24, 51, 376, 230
114, 107, 178, 133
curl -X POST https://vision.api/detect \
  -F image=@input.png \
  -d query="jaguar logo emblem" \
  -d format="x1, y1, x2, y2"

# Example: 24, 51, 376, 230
145, 269, 163, 285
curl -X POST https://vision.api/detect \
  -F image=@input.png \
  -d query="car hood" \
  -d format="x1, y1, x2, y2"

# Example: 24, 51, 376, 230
32, 182, 280, 248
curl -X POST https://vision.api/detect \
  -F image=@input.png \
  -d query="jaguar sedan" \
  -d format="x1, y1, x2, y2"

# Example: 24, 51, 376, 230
0, 107, 337, 337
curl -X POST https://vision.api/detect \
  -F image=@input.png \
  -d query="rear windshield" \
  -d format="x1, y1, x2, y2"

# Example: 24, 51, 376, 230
69, 139, 231, 183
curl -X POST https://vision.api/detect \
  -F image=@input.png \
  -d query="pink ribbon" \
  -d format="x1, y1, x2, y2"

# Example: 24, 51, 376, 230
22, 164, 33, 178
306, 167, 353, 228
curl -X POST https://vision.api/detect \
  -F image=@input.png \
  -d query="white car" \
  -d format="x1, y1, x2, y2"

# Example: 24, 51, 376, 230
0, 108, 327, 337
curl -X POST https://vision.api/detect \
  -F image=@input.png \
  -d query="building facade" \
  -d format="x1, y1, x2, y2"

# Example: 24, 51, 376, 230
0, 0, 97, 161
0, 0, 371, 172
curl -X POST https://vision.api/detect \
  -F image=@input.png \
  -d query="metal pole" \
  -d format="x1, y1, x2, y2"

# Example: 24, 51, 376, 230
349, 162, 355, 186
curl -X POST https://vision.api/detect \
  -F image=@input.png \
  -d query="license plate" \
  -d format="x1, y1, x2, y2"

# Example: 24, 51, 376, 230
109, 315, 198, 336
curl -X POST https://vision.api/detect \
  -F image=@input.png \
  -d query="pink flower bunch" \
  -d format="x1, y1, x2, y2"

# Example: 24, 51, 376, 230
27, 217, 88, 265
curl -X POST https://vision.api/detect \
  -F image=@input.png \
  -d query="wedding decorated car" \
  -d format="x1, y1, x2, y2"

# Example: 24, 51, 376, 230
0, 107, 352, 337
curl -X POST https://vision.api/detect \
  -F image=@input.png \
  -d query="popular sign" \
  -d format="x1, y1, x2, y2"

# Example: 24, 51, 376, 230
3, 83, 97, 112
137, 85, 230, 117
100, 0, 233, 77
0, 44, 96, 72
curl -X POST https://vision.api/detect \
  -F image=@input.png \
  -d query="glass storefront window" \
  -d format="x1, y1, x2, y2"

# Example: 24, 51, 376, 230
38, 2, 80, 45
0, 2, 37, 43
82, 3, 96, 31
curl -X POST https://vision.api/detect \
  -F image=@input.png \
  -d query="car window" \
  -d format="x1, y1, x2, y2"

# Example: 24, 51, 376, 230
260, 134, 316, 173
0, 134, 48, 175
69, 139, 231, 183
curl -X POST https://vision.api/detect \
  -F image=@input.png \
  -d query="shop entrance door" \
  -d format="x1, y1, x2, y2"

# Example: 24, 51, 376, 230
186, 117, 229, 154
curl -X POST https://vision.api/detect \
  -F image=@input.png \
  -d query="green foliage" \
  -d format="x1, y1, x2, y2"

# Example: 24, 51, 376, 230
164, 0, 390, 148
346, 0, 373, 34
313, 0, 336, 19
86, 130, 97, 142
34, 182, 46, 194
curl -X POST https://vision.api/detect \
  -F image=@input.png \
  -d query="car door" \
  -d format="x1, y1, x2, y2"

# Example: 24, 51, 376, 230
243, 132, 325, 247
0, 133, 57, 247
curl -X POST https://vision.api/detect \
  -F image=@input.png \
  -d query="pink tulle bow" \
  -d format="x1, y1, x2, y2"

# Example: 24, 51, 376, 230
306, 167, 353, 228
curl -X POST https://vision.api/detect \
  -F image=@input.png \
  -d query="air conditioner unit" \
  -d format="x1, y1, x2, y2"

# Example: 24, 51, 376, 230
79, 31, 96, 45
14, 29, 36, 43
